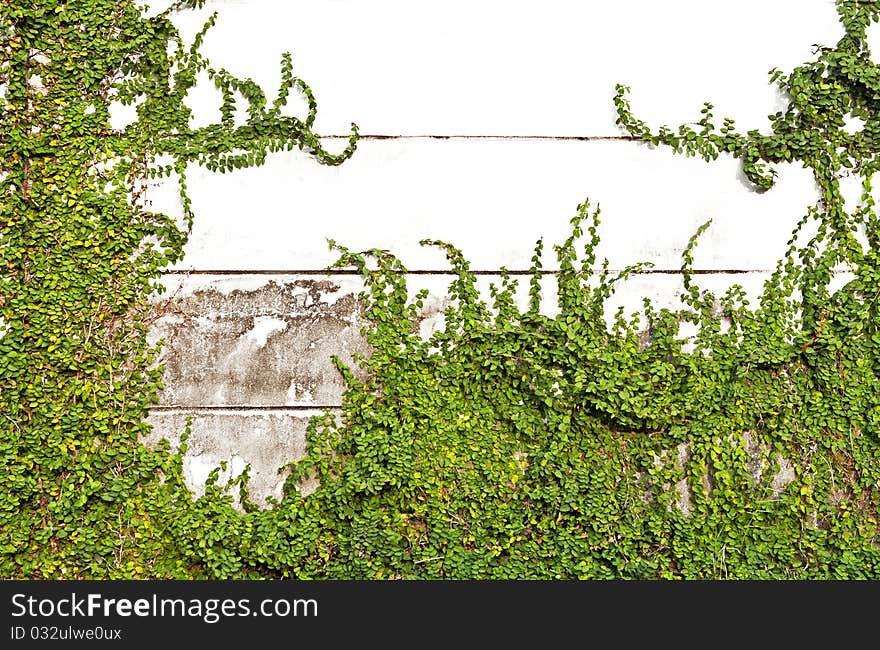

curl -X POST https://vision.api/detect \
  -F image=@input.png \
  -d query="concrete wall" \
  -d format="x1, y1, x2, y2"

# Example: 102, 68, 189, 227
143, 0, 843, 504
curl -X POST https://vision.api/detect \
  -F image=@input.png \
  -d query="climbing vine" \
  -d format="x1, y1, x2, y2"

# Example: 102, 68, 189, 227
0, 0, 356, 577
3, 0, 880, 579
260, 0, 880, 578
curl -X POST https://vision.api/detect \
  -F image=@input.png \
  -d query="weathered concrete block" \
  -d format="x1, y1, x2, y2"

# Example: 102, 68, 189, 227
149, 275, 372, 407
143, 408, 325, 507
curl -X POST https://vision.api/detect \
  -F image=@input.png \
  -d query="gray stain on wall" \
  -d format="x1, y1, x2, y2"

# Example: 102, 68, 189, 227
151, 278, 370, 407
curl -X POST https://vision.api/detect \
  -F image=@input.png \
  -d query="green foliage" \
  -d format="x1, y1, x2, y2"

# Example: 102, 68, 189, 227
0, 0, 356, 577
251, 0, 880, 578
4, 0, 880, 579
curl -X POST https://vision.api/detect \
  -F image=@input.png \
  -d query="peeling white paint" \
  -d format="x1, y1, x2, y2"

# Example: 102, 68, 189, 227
154, 274, 361, 302
285, 378, 314, 406
243, 316, 288, 348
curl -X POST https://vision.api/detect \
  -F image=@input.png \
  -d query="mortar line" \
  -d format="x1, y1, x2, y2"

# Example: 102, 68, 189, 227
162, 268, 773, 276
149, 405, 342, 412
318, 133, 639, 142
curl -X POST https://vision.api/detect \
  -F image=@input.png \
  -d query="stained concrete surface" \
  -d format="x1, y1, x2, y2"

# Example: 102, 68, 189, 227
150, 276, 372, 407
143, 409, 324, 507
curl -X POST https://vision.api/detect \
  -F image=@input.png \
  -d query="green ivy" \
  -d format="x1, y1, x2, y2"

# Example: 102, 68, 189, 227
3, 0, 880, 579
263, 0, 880, 578
0, 0, 356, 578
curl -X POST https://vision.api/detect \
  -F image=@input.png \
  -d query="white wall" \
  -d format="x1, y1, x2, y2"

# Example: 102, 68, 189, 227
144, 0, 843, 503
